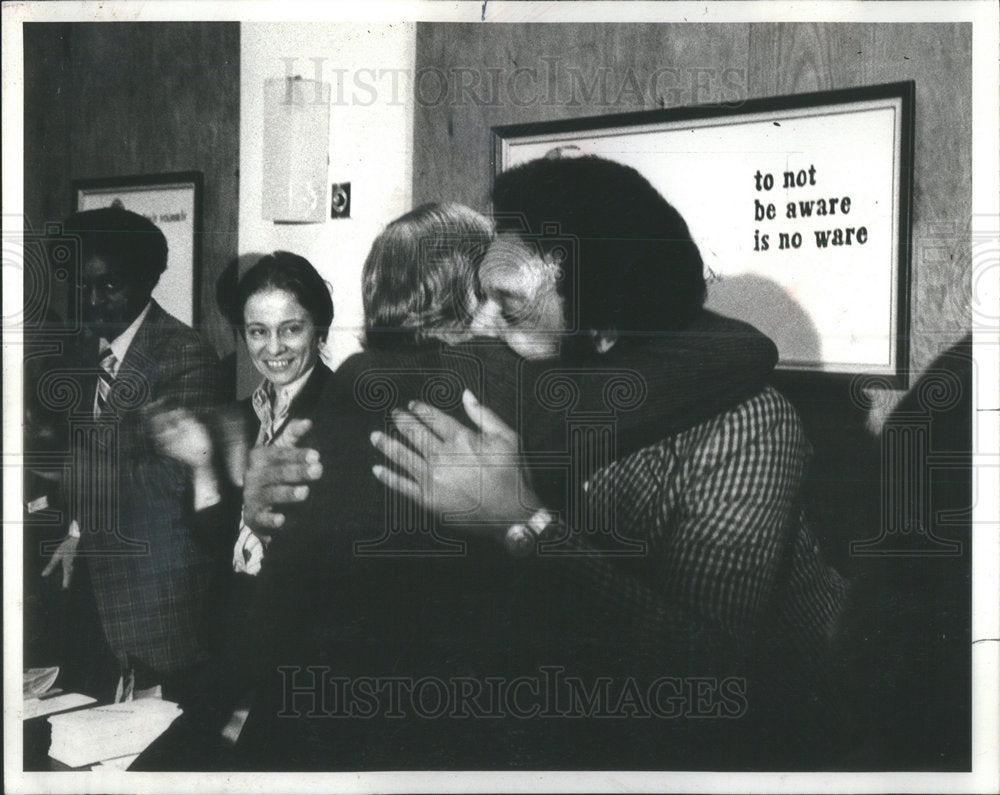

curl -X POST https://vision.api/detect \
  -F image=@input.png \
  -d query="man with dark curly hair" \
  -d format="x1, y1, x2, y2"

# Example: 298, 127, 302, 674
369, 157, 853, 766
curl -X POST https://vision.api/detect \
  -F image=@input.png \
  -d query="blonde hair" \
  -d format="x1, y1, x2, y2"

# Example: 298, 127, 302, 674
362, 203, 493, 349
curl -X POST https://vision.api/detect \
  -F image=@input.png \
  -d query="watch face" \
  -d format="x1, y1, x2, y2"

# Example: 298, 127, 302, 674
504, 524, 536, 558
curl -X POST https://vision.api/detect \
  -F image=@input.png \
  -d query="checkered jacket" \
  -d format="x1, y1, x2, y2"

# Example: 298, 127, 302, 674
520, 385, 850, 713
72, 301, 226, 674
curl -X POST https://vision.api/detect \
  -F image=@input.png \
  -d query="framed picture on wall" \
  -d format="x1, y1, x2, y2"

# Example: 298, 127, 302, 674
74, 172, 204, 326
493, 82, 915, 387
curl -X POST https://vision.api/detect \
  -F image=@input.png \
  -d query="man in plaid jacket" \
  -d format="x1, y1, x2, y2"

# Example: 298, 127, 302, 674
366, 158, 852, 765
43, 207, 226, 702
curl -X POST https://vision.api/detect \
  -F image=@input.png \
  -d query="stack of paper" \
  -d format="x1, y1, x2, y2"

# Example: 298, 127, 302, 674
47, 699, 182, 768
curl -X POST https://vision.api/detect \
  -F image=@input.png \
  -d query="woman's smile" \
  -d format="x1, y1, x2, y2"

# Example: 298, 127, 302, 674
244, 288, 321, 387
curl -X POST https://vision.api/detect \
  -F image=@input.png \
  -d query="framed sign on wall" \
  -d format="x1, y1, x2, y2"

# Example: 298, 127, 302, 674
74, 172, 204, 326
493, 82, 915, 387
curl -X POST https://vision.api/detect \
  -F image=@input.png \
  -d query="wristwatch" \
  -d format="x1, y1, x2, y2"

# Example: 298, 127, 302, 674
504, 508, 554, 557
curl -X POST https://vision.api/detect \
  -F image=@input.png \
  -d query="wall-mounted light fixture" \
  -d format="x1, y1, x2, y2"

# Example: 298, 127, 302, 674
262, 76, 331, 223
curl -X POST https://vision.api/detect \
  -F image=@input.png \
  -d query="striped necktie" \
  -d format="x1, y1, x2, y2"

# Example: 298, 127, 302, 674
95, 347, 117, 418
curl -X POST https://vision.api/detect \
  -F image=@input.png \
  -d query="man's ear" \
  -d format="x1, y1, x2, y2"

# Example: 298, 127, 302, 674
591, 329, 618, 354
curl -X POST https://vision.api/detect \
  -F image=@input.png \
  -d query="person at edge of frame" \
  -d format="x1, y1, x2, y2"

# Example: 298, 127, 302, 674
40, 206, 227, 706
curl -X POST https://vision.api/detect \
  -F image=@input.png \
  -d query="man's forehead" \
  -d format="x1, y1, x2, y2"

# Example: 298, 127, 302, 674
483, 235, 543, 271
487, 232, 540, 252
480, 262, 552, 307
83, 254, 111, 278
82, 254, 129, 281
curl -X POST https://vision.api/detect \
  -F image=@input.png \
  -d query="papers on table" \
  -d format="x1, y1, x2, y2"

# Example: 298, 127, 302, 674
47, 699, 183, 768
23, 692, 96, 720
92, 753, 141, 771
23, 666, 97, 720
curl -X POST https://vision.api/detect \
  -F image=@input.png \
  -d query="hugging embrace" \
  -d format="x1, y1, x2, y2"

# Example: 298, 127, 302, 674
148, 155, 851, 770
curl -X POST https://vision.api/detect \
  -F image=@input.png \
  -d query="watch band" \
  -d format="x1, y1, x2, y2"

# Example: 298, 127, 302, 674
527, 508, 554, 536
504, 509, 554, 557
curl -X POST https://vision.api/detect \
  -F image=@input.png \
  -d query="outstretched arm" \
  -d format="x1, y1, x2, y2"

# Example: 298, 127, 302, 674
512, 311, 778, 457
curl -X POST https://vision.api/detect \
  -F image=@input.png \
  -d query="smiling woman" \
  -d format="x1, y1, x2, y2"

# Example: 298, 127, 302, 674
236, 252, 333, 389
226, 253, 335, 573
243, 290, 320, 386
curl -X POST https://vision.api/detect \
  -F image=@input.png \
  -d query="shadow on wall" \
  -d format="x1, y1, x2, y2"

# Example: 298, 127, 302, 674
722, 277, 973, 769
700, 273, 972, 768
703, 275, 882, 574
705, 274, 875, 572
706, 273, 822, 368
216, 253, 269, 400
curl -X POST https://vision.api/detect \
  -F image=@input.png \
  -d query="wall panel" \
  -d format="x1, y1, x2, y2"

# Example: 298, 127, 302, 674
414, 23, 751, 210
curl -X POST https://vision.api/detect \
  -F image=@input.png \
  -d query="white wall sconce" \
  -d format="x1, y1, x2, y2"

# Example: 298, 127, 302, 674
262, 76, 331, 223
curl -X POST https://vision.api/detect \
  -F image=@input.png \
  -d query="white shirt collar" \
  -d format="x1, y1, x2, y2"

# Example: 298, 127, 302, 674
100, 301, 152, 374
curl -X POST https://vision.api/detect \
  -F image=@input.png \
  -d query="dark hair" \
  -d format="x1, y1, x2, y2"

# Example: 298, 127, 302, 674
362, 202, 493, 349
60, 206, 168, 294
491, 156, 707, 340
236, 251, 334, 339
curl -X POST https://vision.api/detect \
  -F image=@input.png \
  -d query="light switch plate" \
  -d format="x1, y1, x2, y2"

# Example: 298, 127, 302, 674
331, 182, 351, 218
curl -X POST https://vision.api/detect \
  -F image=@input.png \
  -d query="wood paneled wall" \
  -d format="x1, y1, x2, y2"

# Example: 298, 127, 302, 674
412, 23, 973, 381
24, 22, 241, 361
